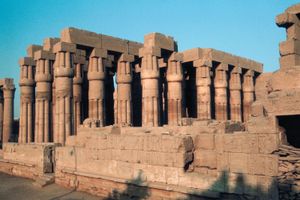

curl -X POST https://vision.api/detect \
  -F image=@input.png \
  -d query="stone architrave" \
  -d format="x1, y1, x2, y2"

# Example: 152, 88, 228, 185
34, 50, 55, 143
194, 59, 212, 120
229, 66, 242, 122
88, 48, 107, 126
19, 57, 35, 143
116, 54, 134, 126
139, 46, 161, 127
167, 52, 183, 126
53, 42, 76, 144
214, 63, 228, 121
243, 69, 255, 121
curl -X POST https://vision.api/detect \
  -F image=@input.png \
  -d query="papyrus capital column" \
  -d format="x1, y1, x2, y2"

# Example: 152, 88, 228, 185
34, 50, 55, 143
88, 48, 107, 126
194, 59, 212, 120
53, 42, 76, 145
229, 66, 242, 122
139, 46, 161, 127
18, 57, 35, 143
73, 50, 85, 134
2, 80, 15, 143
214, 63, 228, 121
116, 53, 134, 126
167, 52, 183, 126
243, 70, 255, 122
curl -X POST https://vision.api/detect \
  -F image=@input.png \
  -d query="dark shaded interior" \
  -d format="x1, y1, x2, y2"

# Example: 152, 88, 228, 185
278, 115, 300, 148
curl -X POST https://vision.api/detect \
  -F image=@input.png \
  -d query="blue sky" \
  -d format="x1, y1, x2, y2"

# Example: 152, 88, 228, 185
0, 0, 299, 117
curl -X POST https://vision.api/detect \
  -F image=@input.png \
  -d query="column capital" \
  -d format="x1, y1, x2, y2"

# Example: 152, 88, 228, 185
193, 59, 212, 68
2, 87, 15, 98
53, 42, 76, 53
244, 69, 254, 77
34, 50, 55, 61
90, 48, 107, 58
216, 63, 228, 71
231, 66, 242, 74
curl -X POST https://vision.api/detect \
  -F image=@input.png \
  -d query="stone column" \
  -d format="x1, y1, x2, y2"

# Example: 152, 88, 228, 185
194, 59, 212, 120
88, 48, 107, 126
53, 42, 76, 145
2, 81, 15, 143
73, 50, 85, 134
167, 53, 183, 126
18, 57, 35, 143
0, 90, 3, 144
214, 63, 228, 121
243, 70, 255, 122
34, 50, 54, 143
229, 66, 242, 122
116, 54, 134, 126
139, 47, 161, 127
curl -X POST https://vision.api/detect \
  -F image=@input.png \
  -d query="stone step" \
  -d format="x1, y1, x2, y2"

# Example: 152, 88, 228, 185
32, 174, 54, 188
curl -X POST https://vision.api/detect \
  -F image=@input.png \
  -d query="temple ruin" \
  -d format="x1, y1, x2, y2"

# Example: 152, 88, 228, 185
1, 3, 300, 200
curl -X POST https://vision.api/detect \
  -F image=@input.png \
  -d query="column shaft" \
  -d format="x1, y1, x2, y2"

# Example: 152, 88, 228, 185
167, 55, 183, 126
116, 54, 133, 126
229, 66, 242, 122
243, 70, 255, 122
141, 54, 160, 126
214, 64, 228, 121
2, 87, 15, 143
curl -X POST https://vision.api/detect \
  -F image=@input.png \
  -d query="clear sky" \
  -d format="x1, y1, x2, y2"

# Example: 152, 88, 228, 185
0, 0, 299, 117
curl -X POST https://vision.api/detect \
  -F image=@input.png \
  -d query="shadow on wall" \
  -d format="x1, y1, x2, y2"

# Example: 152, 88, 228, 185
183, 171, 278, 200
104, 171, 150, 200
103, 170, 280, 200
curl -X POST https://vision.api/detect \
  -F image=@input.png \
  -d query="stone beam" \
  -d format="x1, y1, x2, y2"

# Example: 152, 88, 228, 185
182, 48, 263, 73
144, 32, 177, 51
60, 27, 143, 56
27, 45, 43, 57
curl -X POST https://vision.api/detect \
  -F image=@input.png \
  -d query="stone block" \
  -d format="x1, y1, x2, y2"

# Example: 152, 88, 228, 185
102, 34, 127, 53
217, 152, 229, 171
276, 12, 298, 27
139, 46, 161, 57
53, 42, 76, 53
19, 57, 35, 66
287, 24, 300, 40
194, 134, 215, 150
279, 39, 300, 56
26, 45, 42, 57
119, 53, 135, 62
193, 58, 212, 68
247, 116, 277, 134
34, 50, 55, 61
169, 52, 183, 62
194, 150, 217, 169
250, 101, 266, 117
242, 134, 259, 154
55, 146, 76, 170
280, 54, 300, 68
248, 154, 278, 176
223, 134, 244, 153
258, 134, 279, 154
128, 41, 143, 56
229, 152, 248, 173
43, 37, 60, 51
144, 32, 175, 51
215, 134, 224, 153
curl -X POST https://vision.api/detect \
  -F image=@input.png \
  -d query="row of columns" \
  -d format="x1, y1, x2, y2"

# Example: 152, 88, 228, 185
18, 42, 256, 145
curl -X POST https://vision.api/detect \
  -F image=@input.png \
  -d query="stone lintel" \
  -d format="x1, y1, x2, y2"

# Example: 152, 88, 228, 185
276, 13, 299, 28
73, 55, 86, 65
169, 52, 183, 62
34, 50, 55, 61
26, 45, 43, 57
43, 38, 60, 51
119, 54, 134, 62
90, 48, 107, 58
193, 58, 212, 68
53, 42, 76, 53
19, 57, 35, 66
144, 32, 176, 51
139, 46, 161, 58
61, 27, 142, 56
